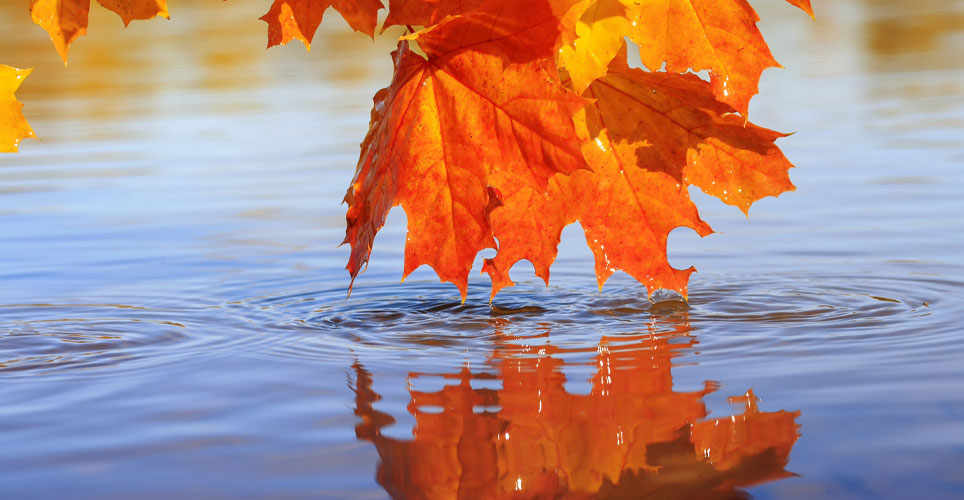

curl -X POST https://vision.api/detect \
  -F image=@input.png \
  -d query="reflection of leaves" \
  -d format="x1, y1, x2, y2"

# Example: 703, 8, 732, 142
352, 321, 800, 499
0, 66, 35, 153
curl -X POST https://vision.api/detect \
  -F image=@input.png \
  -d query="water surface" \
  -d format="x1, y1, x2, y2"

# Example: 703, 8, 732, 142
1, 1, 963, 498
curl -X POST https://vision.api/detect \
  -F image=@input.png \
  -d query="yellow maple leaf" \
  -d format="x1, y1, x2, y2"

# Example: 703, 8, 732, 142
0, 65, 36, 154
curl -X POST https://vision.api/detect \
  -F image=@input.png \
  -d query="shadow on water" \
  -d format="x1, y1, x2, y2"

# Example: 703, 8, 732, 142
348, 308, 800, 499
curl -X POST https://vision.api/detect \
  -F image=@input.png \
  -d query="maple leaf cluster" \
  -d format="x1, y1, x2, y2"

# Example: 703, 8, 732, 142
2, 0, 812, 301
337, 0, 809, 300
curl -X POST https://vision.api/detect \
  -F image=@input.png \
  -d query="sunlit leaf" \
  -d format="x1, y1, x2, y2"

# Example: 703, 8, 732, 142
343, 38, 587, 299
556, 0, 812, 115
485, 43, 793, 298
0, 66, 36, 153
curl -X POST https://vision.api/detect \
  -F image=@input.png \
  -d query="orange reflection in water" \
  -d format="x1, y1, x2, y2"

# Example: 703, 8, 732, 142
353, 321, 800, 499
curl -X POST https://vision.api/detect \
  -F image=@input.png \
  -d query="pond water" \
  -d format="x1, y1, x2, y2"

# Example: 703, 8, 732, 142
1, 1, 963, 498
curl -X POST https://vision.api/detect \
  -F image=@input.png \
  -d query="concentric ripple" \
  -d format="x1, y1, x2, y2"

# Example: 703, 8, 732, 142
181, 263, 964, 376
0, 303, 194, 375
3, 264, 958, 378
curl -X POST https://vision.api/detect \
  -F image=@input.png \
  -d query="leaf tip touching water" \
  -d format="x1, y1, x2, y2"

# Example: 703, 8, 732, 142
337, 0, 800, 301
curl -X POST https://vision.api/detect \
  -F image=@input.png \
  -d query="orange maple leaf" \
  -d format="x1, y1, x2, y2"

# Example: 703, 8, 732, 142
343, 36, 587, 299
343, 0, 597, 300
403, 0, 573, 63
786, 0, 814, 18
382, 0, 484, 30
30, 0, 169, 63
558, 0, 812, 116
260, 0, 384, 49
484, 43, 793, 299
0, 66, 36, 153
